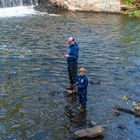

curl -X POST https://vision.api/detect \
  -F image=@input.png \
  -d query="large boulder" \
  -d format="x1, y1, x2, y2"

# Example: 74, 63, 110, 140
63, 0, 121, 13
38, 0, 121, 13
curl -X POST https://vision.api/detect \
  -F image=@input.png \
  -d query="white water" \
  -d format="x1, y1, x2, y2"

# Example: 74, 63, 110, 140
0, 0, 37, 7
0, 0, 59, 18
0, 0, 40, 18
0, 6, 40, 17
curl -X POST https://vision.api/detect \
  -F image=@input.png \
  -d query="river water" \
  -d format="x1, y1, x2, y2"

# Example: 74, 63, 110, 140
0, 11, 140, 140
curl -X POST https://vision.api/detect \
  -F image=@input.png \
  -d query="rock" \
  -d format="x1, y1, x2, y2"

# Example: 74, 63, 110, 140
64, 104, 78, 118
74, 126, 104, 138
114, 105, 140, 117
121, 4, 135, 11
133, 102, 140, 112
90, 79, 101, 85
87, 120, 97, 127
117, 124, 127, 130
134, 120, 140, 125
113, 110, 120, 117
63, 0, 121, 13
37, 0, 68, 13
38, 0, 121, 13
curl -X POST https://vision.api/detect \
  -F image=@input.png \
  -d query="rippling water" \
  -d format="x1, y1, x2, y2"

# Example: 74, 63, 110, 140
0, 12, 140, 140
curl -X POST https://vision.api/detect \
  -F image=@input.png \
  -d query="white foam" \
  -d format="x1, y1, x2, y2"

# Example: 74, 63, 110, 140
0, 6, 41, 18
48, 14, 60, 17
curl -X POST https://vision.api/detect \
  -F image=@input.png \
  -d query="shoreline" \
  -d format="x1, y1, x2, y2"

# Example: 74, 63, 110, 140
35, 0, 140, 18
36, 3, 140, 18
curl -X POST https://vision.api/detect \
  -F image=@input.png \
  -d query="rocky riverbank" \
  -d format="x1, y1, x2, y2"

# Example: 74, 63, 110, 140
37, 0, 121, 13
37, 0, 140, 17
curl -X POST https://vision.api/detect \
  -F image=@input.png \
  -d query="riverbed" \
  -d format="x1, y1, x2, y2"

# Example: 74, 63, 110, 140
0, 11, 140, 140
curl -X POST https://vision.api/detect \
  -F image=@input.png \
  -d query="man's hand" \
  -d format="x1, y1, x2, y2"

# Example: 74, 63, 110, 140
64, 53, 69, 59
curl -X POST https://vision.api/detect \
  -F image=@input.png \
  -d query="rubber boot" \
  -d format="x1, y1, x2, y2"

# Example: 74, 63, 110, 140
80, 105, 87, 112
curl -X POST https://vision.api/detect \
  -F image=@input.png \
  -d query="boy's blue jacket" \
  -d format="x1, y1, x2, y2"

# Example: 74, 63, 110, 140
67, 42, 79, 62
77, 75, 88, 95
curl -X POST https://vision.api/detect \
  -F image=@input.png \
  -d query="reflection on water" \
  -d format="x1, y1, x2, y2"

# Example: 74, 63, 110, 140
0, 13, 140, 140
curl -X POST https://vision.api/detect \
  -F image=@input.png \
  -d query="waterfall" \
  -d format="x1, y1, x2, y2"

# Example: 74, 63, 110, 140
0, 0, 38, 8
0, 0, 40, 18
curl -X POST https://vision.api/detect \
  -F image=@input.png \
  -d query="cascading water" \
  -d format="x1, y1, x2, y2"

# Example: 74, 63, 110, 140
0, 0, 38, 8
0, 0, 39, 17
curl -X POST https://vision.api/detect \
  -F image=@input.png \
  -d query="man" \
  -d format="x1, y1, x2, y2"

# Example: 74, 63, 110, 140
64, 37, 79, 90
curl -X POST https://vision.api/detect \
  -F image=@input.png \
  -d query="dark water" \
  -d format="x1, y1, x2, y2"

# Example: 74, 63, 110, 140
0, 12, 140, 140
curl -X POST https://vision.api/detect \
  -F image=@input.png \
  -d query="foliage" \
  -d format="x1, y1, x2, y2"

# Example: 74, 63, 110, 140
122, 0, 140, 17
129, 10, 140, 17
121, 0, 136, 6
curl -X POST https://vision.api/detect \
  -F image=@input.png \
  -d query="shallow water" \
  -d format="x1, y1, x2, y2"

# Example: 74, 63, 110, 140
0, 11, 140, 140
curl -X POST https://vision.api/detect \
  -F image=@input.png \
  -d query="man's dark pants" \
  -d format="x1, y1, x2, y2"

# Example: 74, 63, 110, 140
68, 60, 77, 87
79, 94, 87, 106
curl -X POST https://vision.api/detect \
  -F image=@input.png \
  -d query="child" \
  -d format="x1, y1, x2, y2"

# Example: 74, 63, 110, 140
66, 67, 88, 111
77, 68, 88, 111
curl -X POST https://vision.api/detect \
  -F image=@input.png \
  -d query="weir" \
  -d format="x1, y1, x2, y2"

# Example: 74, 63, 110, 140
0, 0, 38, 8
0, 0, 39, 17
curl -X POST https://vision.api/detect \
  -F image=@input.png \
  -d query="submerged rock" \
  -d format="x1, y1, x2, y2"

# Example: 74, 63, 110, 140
113, 109, 120, 117
133, 102, 140, 112
90, 79, 101, 85
74, 126, 104, 138
114, 105, 140, 117
117, 123, 127, 130
87, 120, 97, 127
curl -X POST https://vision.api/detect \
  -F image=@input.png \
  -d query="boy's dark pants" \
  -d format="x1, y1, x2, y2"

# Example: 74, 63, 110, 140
79, 94, 87, 107
68, 60, 77, 86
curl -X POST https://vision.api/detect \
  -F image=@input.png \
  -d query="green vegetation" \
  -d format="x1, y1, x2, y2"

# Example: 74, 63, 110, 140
129, 10, 140, 17
121, 0, 140, 17
122, 0, 136, 6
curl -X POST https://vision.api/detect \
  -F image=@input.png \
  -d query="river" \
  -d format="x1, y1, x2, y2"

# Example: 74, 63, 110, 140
0, 10, 140, 140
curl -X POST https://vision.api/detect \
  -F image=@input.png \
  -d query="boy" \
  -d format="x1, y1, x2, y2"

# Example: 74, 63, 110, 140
66, 67, 88, 110
77, 68, 88, 111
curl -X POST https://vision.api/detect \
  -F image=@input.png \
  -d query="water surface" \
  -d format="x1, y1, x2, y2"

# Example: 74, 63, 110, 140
0, 12, 140, 140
